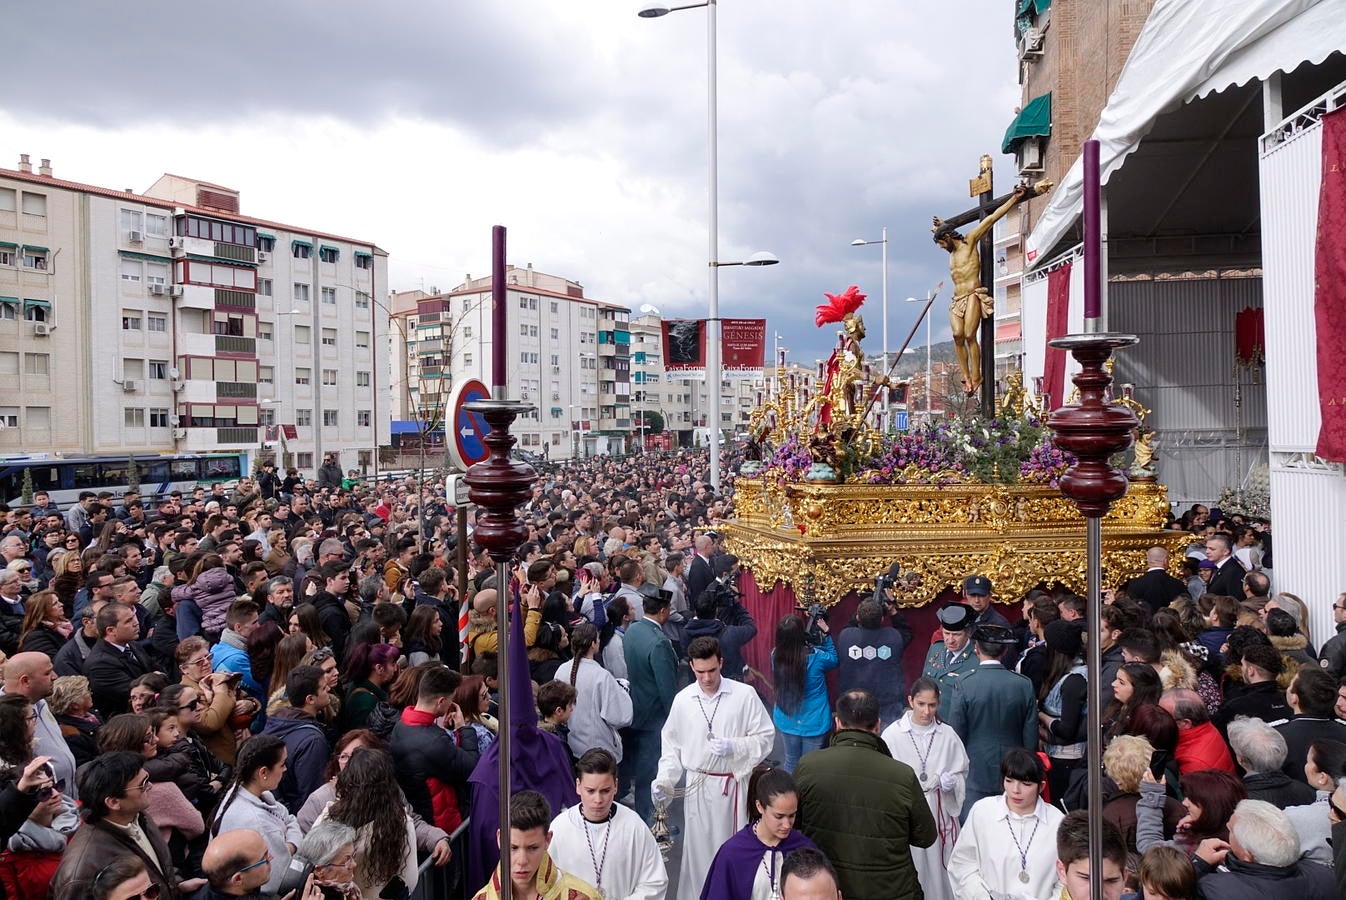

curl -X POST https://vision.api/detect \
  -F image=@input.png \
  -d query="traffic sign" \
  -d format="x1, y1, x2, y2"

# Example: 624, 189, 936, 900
894, 411, 910, 431
447, 378, 492, 470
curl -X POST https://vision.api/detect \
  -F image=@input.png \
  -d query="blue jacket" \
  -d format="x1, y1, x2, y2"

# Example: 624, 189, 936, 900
773, 637, 839, 737
260, 707, 330, 813
212, 637, 265, 699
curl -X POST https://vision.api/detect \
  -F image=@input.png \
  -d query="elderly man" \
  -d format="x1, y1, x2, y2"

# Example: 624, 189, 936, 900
1161, 688, 1236, 774
202, 829, 283, 900
921, 602, 978, 691
1191, 799, 1335, 899
0, 569, 28, 655
1228, 717, 1316, 809
2, 652, 78, 800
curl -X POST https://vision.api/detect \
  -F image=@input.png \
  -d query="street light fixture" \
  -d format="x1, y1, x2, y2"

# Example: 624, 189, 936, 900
851, 228, 888, 423
640, 0, 778, 492
906, 295, 933, 420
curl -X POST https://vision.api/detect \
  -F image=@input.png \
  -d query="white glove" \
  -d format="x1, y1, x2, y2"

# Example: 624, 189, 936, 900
652, 783, 672, 805
708, 737, 734, 756
938, 772, 958, 792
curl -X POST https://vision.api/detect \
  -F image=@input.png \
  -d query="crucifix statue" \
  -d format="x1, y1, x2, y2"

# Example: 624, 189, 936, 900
932, 155, 1052, 411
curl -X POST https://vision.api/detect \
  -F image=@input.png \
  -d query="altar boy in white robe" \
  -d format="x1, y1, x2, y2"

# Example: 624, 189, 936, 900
549, 748, 668, 900
653, 635, 775, 900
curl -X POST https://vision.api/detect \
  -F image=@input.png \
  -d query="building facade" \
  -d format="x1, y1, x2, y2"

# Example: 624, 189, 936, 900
0, 157, 389, 474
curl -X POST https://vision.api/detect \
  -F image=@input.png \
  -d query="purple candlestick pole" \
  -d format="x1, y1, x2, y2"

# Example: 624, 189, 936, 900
491, 225, 507, 393
1083, 140, 1102, 325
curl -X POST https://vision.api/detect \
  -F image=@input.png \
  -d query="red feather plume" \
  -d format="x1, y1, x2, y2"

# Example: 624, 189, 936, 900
814, 285, 867, 327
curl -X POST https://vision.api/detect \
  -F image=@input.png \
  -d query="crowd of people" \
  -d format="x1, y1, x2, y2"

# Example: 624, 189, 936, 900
0, 454, 1341, 900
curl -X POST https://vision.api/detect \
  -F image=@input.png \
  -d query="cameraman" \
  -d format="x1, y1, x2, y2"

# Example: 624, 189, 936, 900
684, 555, 757, 681
773, 610, 838, 772
837, 597, 909, 730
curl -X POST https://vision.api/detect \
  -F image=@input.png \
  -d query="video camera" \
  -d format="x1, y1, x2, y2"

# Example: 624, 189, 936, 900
803, 603, 829, 646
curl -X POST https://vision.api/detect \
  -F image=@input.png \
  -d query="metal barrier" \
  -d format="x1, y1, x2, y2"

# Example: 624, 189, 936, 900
411, 819, 472, 900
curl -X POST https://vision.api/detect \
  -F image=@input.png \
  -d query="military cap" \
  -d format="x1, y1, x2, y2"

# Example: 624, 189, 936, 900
973, 624, 1017, 646
936, 602, 975, 631
963, 575, 993, 596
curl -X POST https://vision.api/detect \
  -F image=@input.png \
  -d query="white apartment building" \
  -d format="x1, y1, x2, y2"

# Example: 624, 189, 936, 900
0, 157, 389, 474
389, 265, 631, 460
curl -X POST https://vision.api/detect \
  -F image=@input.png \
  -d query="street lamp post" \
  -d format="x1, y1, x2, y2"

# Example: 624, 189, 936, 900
851, 227, 888, 423
639, 0, 778, 492
905, 295, 933, 419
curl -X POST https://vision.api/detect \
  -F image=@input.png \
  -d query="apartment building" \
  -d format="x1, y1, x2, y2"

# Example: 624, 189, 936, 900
0, 157, 389, 473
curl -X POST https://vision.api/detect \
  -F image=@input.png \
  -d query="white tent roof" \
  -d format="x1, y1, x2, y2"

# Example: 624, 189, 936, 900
1025, 0, 1346, 267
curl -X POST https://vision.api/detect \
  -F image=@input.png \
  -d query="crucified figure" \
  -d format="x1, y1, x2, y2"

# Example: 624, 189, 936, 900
933, 180, 1047, 394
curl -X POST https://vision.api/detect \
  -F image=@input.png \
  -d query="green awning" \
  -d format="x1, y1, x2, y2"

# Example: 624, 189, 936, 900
0, 297, 18, 306
1016, 0, 1050, 14
1002, 92, 1052, 153
21, 244, 49, 253
291, 240, 313, 250
353, 250, 372, 259
257, 232, 276, 241
119, 250, 174, 263
319, 245, 339, 255
0, 241, 16, 249
23, 299, 51, 310
186, 253, 253, 268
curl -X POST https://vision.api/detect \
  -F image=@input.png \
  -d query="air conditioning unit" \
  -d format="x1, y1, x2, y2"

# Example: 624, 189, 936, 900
1017, 137, 1045, 175
257, 251, 269, 263
168, 285, 184, 298
551, 392, 560, 401
147, 283, 165, 296
172, 428, 187, 439
172, 382, 185, 392
32, 322, 52, 337
167, 236, 186, 254
169, 414, 181, 426
122, 380, 140, 393
128, 229, 145, 243
1018, 26, 1044, 59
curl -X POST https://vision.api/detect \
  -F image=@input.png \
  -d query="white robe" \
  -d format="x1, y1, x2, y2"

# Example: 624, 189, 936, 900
881, 713, 969, 900
656, 678, 775, 900
947, 796, 1063, 900
549, 803, 669, 900
554, 657, 635, 762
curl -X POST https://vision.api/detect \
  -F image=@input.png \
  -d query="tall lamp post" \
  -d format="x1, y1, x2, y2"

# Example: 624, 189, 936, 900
851, 228, 888, 421
905, 294, 933, 420
639, 0, 778, 492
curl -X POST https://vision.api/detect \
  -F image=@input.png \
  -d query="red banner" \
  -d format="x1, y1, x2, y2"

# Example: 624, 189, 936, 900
661, 319, 706, 379
1316, 107, 1346, 461
721, 318, 766, 379
1042, 260, 1072, 410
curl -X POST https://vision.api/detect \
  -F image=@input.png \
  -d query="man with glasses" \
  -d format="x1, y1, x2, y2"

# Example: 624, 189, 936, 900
202, 828, 299, 900
52, 751, 204, 900
0, 570, 26, 655
1318, 593, 1346, 679
56, 598, 108, 677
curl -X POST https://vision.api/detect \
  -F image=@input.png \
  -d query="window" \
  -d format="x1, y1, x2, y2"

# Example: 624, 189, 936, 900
529, 298, 538, 310
174, 259, 256, 291
123, 359, 144, 380
120, 260, 142, 283
125, 408, 145, 428
0, 248, 11, 267
292, 243, 312, 260
148, 360, 169, 379
176, 217, 255, 246
550, 328, 558, 339
321, 328, 336, 346
257, 235, 276, 253
22, 248, 47, 270
120, 210, 143, 235
357, 410, 371, 427
21, 193, 46, 216
293, 283, 310, 303
356, 371, 371, 387
355, 292, 370, 309
463, 325, 472, 339
122, 311, 142, 330
296, 409, 312, 426
142, 314, 166, 335
257, 366, 273, 384
295, 325, 311, 344
23, 353, 48, 375
323, 409, 339, 426
295, 368, 311, 385
258, 322, 273, 341
258, 278, 273, 297
146, 263, 168, 287
354, 253, 373, 270
529, 325, 538, 337
22, 301, 47, 323
464, 352, 473, 366
322, 368, 337, 385
145, 214, 168, 238
551, 302, 558, 313
321, 287, 336, 305
318, 246, 338, 263
0, 408, 16, 428
296, 452, 314, 468
149, 408, 170, 428
355, 331, 370, 348
0, 189, 14, 211
259, 408, 275, 426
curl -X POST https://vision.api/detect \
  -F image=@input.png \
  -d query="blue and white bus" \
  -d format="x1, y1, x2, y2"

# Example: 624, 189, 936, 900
0, 453, 245, 507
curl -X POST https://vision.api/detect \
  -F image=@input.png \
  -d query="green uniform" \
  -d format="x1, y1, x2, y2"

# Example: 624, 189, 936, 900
922, 639, 977, 692
942, 660, 1038, 813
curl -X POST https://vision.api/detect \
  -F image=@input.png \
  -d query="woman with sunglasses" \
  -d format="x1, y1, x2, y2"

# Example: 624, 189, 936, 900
47, 551, 83, 619
0, 695, 80, 899
158, 683, 229, 814
175, 636, 248, 766
90, 857, 159, 900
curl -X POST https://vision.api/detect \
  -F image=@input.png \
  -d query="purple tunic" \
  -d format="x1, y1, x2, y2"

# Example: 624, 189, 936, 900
700, 823, 817, 900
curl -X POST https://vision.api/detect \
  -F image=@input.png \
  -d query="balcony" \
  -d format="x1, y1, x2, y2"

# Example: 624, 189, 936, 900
215, 289, 255, 311
176, 284, 215, 312
214, 243, 257, 264
216, 381, 258, 399
217, 426, 259, 444
215, 335, 256, 355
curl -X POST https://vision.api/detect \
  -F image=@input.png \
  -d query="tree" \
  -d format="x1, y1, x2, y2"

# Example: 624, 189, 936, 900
20, 468, 33, 506
635, 410, 665, 434
126, 456, 141, 494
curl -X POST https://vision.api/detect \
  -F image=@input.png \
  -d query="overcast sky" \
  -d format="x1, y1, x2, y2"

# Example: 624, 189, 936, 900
1, 0, 1022, 367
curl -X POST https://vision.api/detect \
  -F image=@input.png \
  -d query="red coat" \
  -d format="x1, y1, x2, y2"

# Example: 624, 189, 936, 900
1174, 721, 1236, 774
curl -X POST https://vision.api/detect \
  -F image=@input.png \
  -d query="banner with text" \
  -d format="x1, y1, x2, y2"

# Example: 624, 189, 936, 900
662, 319, 707, 380
721, 317, 766, 380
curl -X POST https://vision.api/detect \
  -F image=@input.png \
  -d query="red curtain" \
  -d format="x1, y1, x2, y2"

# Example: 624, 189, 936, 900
1234, 306, 1265, 367
1042, 261, 1073, 410
1316, 107, 1346, 462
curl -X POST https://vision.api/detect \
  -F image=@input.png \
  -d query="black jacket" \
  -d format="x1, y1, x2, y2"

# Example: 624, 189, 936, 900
1214, 681, 1293, 735
684, 608, 758, 680
19, 622, 68, 659
1193, 852, 1336, 900
1275, 716, 1346, 783
1318, 622, 1346, 679
53, 631, 97, 676
0, 600, 24, 657
312, 591, 352, 660
1243, 770, 1316, 809
1205, 557, 1247, 600
1125, 568, 1189, 614
389, 713, 481, 827
84, 638, 154, 717
686, 555, 714, 607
